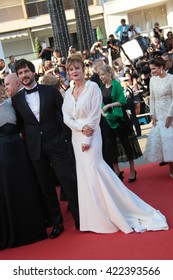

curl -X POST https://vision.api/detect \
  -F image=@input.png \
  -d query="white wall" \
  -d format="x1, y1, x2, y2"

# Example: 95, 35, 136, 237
167, 0, 173, 29
104, 13, 128, 37
3, 38, 34, 62
103, 0, 173, 38
0, 41, 5, 60
104, 0, 167, 14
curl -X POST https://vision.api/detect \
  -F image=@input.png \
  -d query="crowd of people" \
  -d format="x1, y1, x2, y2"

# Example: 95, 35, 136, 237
0, 19, 173, 250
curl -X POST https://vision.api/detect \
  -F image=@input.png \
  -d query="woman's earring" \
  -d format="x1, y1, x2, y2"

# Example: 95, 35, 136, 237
160, 69, 163, 74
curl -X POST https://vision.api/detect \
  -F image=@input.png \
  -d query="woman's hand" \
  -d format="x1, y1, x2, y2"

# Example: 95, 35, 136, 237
101, 109, 107, 117
101, 103, 112, 117
82, 125, 94, 136
165, 116, 172, 128
102, 104, 112, 112
151, 115, 158, 127
81, 144, 90, 152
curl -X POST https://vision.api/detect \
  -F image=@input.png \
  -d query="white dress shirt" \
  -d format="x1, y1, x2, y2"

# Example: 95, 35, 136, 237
25, 84, 40, 121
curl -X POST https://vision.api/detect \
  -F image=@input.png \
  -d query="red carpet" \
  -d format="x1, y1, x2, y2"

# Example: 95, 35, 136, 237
0, 162, 173, 260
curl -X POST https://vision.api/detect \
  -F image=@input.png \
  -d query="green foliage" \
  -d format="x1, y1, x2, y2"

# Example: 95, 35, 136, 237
96, 26, 107, 45
96, 26, 105, 40
35, 37, 42, 57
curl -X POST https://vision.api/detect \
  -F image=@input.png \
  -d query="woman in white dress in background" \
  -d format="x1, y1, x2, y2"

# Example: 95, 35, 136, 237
62, 54, 168, 234
144, 57, 173, 178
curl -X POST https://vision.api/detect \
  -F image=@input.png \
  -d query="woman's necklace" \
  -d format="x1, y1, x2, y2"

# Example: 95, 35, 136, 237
73, 82, 86, 101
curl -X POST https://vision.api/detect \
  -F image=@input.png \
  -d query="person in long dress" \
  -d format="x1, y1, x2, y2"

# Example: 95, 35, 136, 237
143, 57, 173, 178
0, 95, 47, 250
62, 53, 168, 234
99, 65, 142, 182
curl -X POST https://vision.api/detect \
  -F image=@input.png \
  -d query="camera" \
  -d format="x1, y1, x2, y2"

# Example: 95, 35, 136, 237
107, 39, 116, 46
128, 25, 134, 32
84, 59, 90, 67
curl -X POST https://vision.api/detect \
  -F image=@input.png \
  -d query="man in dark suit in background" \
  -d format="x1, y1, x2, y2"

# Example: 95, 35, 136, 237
162, 52, 173, 74
90, 58, 105, 87
12, 59, 79, 239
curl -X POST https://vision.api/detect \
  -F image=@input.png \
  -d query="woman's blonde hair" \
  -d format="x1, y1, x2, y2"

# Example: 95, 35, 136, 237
66, 53, 85, 71
99, 64, 115, 80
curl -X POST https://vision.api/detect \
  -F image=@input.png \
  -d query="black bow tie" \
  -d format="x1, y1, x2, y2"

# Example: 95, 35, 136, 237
25, 85, 38, 94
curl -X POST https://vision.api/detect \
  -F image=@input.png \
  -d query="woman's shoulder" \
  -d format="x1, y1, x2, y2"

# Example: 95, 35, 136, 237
112, 79, 123, 90
86, 80, 101, 92
167, 73, 173, 78
86, 80, 102, 99
1, 98, 12, 106
150, 76, 157, 82
112, 79, 120, 85
0, 98, 15, 115
87, 79, 99, 87
65, 84, 74, 95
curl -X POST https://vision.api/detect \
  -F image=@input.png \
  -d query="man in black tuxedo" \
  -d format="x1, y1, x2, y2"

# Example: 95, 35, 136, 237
12, 59, 79, 238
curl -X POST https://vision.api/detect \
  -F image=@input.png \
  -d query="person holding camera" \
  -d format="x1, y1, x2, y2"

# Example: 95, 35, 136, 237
128, 24, 141, 40
90, 40, 108, 62
38, 43, 53, 65
114, 19, 129, 44
107, 34, 123, 68
153, 22, 165, 41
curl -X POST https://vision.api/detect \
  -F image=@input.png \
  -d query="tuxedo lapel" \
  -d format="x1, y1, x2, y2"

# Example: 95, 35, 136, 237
38, 85, 46, 120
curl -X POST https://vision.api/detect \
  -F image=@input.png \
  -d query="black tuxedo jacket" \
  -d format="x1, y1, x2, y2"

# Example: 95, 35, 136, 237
12, 84, 64, 160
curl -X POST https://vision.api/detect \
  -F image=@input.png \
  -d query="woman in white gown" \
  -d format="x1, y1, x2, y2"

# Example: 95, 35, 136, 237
143, 57, 173, 177
62, 54, 168, 234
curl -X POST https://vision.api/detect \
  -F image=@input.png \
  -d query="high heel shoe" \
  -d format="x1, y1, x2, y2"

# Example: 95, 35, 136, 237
128, 170, 137, 183
118, 171, 124, 181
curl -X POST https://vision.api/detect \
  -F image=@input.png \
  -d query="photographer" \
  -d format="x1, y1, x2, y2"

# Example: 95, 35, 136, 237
38, 42, 53, 65
137, 66, 151, 107
128, 24, 141, 40
90, 40, 108, 62
107, 34, 123, 68
153, 22, 165, 41
114, 19, 129, 44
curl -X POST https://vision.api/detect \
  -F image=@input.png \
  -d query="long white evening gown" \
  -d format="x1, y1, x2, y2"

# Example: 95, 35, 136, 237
144, 74, 173, 162
63, 80, 168, 234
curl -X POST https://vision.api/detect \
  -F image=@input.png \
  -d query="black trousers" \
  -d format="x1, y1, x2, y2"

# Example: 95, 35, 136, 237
101, 117, 135, 167
31, 136, 79, 226
128, 101, 141, 136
